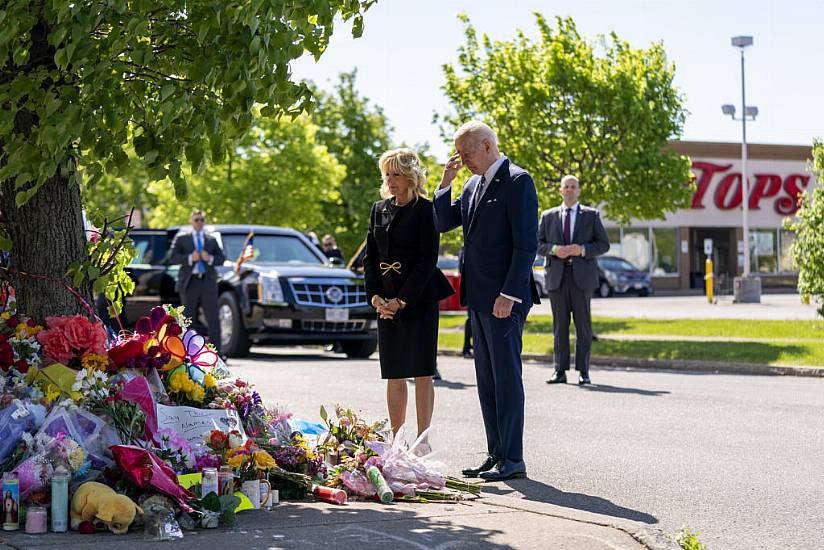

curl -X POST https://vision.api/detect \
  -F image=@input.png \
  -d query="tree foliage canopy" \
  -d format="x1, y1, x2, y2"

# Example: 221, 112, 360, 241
145, 114, 344, 232
0, 0, 376, 205
786, 141, 824, 317
438, 13, 693, 223
0, 0, 375, 318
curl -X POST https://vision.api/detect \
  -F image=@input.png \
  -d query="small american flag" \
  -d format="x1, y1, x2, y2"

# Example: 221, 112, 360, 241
234, 232, 255, 273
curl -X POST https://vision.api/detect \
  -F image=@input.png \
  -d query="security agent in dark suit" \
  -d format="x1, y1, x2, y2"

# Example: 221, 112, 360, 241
168, 209, 226, 354
538, 176, 610, 385
435, 121, 540, 482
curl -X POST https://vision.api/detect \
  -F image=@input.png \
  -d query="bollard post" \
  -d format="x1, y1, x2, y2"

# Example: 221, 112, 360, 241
705, 257, 714, 303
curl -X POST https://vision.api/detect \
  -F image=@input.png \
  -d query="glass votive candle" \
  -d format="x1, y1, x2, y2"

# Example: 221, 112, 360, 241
24, 506, 48, 534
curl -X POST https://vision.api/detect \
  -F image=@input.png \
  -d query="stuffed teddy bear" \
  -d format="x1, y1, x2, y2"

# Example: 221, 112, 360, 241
70, 481, 143, 534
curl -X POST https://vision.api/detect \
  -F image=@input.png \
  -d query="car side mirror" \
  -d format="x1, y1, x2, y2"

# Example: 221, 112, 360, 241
328, 257, 345, 267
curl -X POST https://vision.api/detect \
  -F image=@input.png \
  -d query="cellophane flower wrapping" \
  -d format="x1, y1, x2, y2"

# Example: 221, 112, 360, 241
37, 401, 121, 469
366, 427, 446, 491
110, 445, 194, 512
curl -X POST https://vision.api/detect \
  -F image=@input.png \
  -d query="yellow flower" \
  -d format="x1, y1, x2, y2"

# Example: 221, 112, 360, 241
44, 384, 62, 405
204, 373, 216, 389
190, 385, 205, 402
81, 353, 110, 372
252, 450, 276, 471
1, 312, 10, 320
226, 453, 246, 469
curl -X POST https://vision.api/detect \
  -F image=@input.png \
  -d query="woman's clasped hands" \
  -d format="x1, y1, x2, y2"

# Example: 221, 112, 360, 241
371, 295, 405, 320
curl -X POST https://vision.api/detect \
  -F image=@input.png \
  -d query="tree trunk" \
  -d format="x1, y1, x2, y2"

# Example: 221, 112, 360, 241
0, 13, 93, 320
0, 174, 93, 320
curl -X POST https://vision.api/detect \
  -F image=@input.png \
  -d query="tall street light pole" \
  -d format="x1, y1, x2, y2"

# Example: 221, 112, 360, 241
722, 35, 760, 302
735, 35, 752, 277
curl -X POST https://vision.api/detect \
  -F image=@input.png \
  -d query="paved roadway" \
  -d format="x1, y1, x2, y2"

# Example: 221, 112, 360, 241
231, 348, 824, 550
529, 292, 821, 320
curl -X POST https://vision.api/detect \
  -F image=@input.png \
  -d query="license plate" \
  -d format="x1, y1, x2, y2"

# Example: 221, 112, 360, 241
325, 308, 349, 321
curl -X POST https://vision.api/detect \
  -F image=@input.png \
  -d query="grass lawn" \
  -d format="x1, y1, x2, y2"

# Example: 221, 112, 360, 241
438, 314, 824, 367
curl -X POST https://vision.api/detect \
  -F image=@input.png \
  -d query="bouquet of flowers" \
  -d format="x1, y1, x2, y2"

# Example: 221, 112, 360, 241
202, 429, 276, 482
210, 378, 262, 420
0, 310, 44, 375
154, 428, 195, 473
262, 433, 325, 478
35, 314, 107, 367
244, 404, 293, 443
317, 404, 388, 464
12, 431, 91, 500
72, 369, 146, 445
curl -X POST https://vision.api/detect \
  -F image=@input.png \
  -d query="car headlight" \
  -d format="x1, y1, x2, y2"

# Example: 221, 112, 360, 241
258, 274, 286, 305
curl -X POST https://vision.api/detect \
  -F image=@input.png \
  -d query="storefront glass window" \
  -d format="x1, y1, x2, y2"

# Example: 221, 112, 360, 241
621, 228, 650, 271
652, 228, 678, 275
779, 229, 796, 272
749, 228, 778, 273
606, 228, 621, 256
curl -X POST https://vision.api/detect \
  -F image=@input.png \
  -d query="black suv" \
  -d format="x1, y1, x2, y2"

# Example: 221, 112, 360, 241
123, 225, 377, 359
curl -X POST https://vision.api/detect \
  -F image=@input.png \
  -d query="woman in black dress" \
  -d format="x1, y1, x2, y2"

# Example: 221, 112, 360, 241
364, 148, 454, 437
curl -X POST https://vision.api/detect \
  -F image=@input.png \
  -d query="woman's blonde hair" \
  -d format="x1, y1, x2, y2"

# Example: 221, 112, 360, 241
378, 148, 428, 202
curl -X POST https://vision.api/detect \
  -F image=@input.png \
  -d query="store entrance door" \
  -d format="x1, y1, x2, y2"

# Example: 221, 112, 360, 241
689, 228, 735, 288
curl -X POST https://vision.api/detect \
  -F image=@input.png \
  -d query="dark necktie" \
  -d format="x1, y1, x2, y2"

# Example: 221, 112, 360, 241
563, 208, 572, 245
469, 175, 486, 222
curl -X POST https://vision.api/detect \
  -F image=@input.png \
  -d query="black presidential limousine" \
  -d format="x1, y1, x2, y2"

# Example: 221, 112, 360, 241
122, 225, 377, 359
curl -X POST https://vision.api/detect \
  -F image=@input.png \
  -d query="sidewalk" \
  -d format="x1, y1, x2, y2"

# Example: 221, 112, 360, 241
0, 494, 678, 550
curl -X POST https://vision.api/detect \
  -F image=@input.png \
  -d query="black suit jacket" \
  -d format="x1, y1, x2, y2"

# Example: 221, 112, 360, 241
537, 205, 610, 291
434, 159, 540, 315
168, 230, 226, 292
364, 197, 454, 309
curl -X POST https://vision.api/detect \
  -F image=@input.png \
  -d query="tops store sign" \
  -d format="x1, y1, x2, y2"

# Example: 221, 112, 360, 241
690, 160, 810, 216
627, 156, 821, 229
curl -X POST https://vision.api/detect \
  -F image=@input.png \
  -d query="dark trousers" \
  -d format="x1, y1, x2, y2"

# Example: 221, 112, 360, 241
548, 264, 593, 373
181, 277, 221, 354
471, 309, 525, 462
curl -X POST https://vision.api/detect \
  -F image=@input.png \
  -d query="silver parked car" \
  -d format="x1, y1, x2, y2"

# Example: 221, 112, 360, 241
596, 256, 653, 298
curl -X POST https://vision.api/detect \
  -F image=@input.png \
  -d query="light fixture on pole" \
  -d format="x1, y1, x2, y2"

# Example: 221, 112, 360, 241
721, 34, 761, 302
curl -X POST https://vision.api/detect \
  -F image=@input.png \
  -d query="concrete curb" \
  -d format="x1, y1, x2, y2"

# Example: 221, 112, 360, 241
439, 349, 824, 378
482, 494, 680, 550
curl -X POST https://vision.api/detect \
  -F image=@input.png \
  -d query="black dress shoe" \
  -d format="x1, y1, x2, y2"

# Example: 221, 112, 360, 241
578, 373, 591, 385
546, 371, 567, 384
479, 460, 527, 481
462, 456, 500, 478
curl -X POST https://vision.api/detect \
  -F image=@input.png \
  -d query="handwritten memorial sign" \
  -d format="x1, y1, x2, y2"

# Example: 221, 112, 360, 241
156, 404, 247, 446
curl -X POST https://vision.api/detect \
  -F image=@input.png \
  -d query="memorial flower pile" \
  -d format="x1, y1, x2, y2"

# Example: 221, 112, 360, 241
0, 299, 482, 538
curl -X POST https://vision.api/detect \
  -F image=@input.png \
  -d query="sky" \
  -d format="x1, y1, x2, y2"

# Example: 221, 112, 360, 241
292, 0, 824, 161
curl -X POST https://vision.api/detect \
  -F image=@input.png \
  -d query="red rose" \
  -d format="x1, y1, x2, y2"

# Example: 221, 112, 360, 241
0, 341, 15, 369
209, 430, 228, 450
6, 315, 19, 328
46, 315, 107, 356
36, 328, 73, 363
13, 359, 28, 373
108, 337, 146, 367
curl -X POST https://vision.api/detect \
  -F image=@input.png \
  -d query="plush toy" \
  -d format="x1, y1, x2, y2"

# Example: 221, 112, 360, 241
70, 481, 143, 534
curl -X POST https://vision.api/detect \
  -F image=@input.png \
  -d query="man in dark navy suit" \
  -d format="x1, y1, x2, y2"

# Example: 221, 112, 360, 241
538, 176, 610, 385
434, 121, 539, 481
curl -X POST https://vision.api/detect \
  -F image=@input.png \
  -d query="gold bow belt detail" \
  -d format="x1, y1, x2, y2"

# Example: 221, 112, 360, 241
380, 261, 402, 276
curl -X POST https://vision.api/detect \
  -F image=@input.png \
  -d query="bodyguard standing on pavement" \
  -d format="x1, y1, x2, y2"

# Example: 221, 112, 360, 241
169, 209, 226, 355
538, 176, 609, 385
434, 121, 539, 481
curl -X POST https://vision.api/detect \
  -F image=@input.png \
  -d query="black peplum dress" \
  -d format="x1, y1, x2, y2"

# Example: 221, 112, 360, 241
364, 197, 455, 379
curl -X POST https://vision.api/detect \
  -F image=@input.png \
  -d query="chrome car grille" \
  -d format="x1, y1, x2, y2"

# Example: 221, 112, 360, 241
288, 278, 367, 307
300, 320, 366, 333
